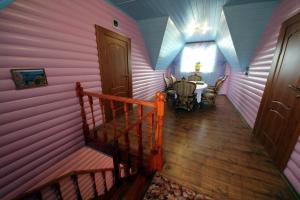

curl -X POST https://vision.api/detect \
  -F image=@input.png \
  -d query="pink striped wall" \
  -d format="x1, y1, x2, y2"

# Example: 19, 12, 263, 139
226, 0, 300, 193
0, 0, 165, 198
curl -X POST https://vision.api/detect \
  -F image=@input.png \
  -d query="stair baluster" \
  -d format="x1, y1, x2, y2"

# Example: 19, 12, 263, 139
137, 105, 143, 170
110, 100, 117, 138
153, 92, 165, 170
149, 112, 154, 151
71, 174, 82, 200
76, 82, 90, 143
90, 172, 98, 199
112, 139, 121, 186
98, 98, 107, 143
51, 182, 63, 200
88, 95, 97, 139
101, 171, 108, 194
123, 102, 131, 176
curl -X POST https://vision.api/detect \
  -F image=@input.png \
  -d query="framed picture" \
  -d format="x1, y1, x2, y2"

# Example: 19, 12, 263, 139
11, 68, 48, 89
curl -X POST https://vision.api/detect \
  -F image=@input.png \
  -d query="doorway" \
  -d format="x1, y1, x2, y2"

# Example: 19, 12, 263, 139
254, 12, 300, 170
95, 25, 132, 121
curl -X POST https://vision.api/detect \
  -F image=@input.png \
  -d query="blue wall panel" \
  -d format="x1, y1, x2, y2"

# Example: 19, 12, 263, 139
156, 18, 185, 69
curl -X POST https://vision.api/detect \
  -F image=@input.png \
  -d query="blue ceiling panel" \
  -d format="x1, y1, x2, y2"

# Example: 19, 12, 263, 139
138, 16, 169, 69
107, 0, 279, 72
223, 0, 278, 70
107, 0, 229, 42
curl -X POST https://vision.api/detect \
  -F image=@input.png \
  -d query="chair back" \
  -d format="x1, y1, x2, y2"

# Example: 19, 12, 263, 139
173, 81, 196, 97
170, 74, 177, 84
214, 77, 224, 88
173, 81, 196, 110
163, 74, 172, 90
187, 74, 202, 81
215, 75, 228, 92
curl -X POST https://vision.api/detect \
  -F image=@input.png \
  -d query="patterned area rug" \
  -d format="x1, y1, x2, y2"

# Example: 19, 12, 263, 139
144, 173, 213, 200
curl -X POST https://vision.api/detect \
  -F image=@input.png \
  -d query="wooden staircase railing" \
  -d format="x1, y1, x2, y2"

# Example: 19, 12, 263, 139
76, 82, 166, 174
16, 168, 115, 200
13, 84, 165, 200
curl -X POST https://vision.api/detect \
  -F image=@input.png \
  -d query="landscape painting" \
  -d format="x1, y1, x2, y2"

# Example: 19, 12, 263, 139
11, 68, 48, 89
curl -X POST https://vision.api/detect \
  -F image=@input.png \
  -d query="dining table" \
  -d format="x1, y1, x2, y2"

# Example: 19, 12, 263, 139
189, 81, 208, 103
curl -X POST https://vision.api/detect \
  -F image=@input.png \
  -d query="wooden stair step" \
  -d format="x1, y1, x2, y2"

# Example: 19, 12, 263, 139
122, 172, 155, 200
101, 176, 135, 200
99, 172, 154, 200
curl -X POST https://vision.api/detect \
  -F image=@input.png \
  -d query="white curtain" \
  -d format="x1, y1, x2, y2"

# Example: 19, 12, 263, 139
180, 42, 217, 73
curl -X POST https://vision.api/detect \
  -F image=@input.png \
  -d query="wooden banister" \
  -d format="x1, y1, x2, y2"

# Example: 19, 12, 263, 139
83, 90, 156, 108
20, 82, 168, 200
76, 82, 165, 173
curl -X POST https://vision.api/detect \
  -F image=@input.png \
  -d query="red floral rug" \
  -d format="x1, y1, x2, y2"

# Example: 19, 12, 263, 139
144, 174, 213, 200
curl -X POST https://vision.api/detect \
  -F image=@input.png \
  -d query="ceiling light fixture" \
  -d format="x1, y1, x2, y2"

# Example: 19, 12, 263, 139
186, 20, 210, 36
195, 21, 209, 34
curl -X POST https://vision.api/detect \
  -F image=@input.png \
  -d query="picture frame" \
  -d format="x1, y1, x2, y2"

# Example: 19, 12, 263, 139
10, 68, 48, 89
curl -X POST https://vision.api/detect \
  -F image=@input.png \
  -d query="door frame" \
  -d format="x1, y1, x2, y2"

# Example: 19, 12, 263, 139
94, 24, 133, 98
253, 12, 300, 170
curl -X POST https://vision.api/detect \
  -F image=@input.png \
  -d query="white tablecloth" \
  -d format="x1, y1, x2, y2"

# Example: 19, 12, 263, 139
191, 81, 208, 103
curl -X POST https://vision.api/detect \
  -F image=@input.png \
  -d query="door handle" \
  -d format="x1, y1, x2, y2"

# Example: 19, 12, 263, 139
288, 84, 300, 92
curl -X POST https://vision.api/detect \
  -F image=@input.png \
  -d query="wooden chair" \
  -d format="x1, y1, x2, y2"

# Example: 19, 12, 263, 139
173, 81, 197, 111
206, 76, 227, 92
163, 74, 176, 101
202, 75, 228, 105
187, 74, 202, 81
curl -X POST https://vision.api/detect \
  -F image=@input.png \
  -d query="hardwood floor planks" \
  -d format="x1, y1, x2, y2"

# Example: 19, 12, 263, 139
160, 96, 293, 200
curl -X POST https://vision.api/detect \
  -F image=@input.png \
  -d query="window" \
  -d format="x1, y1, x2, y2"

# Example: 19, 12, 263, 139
180, 42, 217, 73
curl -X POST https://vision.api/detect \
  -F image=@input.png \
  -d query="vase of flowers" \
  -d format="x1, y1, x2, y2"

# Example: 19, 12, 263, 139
195, 62, 201, 72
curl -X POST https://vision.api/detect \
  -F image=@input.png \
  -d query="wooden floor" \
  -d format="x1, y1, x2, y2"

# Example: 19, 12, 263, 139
160, 96, 293, 200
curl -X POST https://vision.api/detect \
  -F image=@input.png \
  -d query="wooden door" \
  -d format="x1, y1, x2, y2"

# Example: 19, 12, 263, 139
254, 13, 300, 170
95, 25, 132, 121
